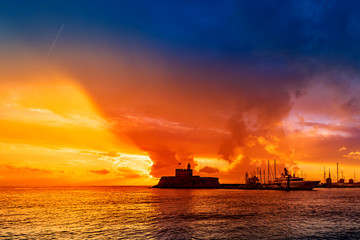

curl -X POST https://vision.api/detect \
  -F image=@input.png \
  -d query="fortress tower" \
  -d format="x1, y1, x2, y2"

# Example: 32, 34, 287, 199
175, 163, 193, 177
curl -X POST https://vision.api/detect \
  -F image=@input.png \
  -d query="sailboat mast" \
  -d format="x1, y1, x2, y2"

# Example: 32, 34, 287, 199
268, 160, 270, 183
274, 159, 276, 179
259, 168, 262, 184
263, 169, 265, 183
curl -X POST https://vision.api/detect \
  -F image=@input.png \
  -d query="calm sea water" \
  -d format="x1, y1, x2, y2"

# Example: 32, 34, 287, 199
1, 186, 360, 239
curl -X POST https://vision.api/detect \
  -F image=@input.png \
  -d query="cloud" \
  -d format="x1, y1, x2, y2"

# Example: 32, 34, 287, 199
199, 166, 219, 174
116, 167, 142, 178
89, 169, 110, 175
1, 165, 51, 173
342, 97, 360, 113
136, 145, 198, 178
100, 151, 120, 157
80, 150, 120, 158
216, 76, 298, 171
339, 147, 347, 152
343, 152, 360, 160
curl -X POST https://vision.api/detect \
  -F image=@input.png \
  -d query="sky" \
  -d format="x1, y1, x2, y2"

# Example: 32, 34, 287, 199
1, 0, 360, 185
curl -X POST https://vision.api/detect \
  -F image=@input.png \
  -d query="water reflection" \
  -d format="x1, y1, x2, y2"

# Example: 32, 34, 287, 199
1, 187, 360, 239
150, 189, 197, 239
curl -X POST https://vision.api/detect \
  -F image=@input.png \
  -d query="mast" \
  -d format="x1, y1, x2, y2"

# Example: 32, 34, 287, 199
259, 167, 262, 184
337, 162, 339, 182
268, 160, 270, 183
263, 169, 265, 183
324, 166, 326, 183
274, 159, 276, 179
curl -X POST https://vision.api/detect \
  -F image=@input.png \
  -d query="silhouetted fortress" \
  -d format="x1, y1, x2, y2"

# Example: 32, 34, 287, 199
153, 163, 220, 188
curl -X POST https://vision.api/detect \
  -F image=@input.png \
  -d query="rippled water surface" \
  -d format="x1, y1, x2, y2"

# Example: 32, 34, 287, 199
1, 187, 360, 239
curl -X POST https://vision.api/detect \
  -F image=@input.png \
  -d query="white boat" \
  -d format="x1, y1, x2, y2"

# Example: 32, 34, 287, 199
268, 168, 320, 190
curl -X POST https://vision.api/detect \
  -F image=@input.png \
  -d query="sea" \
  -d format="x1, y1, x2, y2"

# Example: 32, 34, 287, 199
1, 186, 360, 239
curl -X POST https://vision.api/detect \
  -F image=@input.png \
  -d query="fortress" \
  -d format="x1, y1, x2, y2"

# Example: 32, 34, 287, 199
153, 163, 220, 188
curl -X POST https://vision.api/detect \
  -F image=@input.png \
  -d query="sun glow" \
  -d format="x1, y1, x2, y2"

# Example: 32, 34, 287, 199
0, 72, 151, 185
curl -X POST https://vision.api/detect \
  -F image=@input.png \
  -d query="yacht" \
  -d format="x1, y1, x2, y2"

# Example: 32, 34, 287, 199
268, 168, 320, 190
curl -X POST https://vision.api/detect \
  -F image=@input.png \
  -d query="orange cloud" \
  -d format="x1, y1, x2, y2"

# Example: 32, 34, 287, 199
1, 165, 52, 173
339, 147, 347, 152
343, 152, 360, 160
199, 166, 220, 174
116, 167, 143, 178
89, 169, 110, 175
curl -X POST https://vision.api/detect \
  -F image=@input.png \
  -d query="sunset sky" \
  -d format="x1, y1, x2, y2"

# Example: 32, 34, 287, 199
2, 1, 360, 185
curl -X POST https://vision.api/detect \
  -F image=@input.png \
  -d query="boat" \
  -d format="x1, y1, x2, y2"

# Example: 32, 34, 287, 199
153, 163, 220, 188
319, 163, 360, 188
266, 168, 320, 190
